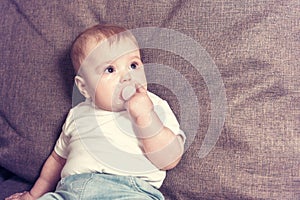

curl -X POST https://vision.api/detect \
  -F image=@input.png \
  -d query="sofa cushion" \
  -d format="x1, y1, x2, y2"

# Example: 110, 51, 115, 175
1, 0, 299, 199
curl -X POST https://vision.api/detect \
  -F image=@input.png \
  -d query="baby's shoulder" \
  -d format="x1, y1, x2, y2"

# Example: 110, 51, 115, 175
65, 99, 95, 121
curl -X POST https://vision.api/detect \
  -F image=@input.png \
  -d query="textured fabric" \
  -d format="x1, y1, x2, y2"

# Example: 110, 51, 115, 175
1, 0, 299, 199
0, 168, 31, 198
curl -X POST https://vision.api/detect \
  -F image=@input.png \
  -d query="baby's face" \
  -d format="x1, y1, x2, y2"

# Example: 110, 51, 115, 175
79, 37, 147, 111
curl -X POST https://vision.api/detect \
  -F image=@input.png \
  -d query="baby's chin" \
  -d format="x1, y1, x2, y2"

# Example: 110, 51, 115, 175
111, 105, 127, 112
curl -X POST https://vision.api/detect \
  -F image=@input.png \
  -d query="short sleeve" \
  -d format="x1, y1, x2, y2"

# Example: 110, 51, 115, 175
54, 110, 74, 159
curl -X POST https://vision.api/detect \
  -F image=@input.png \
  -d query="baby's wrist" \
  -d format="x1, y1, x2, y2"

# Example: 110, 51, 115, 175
27, 190, 39, 200
133, 110, 163, 139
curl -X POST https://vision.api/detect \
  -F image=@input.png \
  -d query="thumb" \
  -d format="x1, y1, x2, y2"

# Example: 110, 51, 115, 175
136, 83, 147, 94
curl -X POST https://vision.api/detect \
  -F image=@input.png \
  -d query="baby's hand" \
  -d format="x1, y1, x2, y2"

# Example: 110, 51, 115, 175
5, 191, 35, 200
125, 85, 153, 126
125, 85, 164, 139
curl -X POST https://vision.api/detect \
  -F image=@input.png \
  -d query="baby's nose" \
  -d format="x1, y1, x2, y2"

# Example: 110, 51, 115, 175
120, 71, 132, 82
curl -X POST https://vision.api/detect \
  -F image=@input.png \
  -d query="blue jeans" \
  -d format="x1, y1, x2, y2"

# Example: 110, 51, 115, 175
38, 173, 164, 200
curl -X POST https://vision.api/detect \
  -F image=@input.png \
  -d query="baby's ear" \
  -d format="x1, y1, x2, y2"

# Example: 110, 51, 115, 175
75, 75, 91, 99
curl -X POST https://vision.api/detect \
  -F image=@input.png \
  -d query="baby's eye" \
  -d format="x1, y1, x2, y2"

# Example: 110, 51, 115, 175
104, 66, 115, 73
130, 62, 139, 70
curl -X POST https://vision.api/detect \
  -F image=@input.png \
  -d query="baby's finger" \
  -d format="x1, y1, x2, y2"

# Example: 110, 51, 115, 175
5, 192, 23, 200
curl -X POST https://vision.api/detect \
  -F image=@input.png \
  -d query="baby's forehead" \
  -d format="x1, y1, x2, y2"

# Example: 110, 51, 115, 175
80, 36, 140, 70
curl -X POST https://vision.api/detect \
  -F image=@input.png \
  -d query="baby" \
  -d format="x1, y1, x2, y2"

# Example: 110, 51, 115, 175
6, 24, 185, 200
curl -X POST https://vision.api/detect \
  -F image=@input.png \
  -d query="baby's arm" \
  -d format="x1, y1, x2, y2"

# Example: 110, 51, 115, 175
6, 151, 66, 200
126, 87, 184, 170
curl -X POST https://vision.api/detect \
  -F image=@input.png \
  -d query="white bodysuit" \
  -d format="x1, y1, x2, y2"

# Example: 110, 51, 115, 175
54, 92, 185, 188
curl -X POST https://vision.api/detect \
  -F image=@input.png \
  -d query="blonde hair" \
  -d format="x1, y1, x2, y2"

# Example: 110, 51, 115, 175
70, 24, 138, 73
